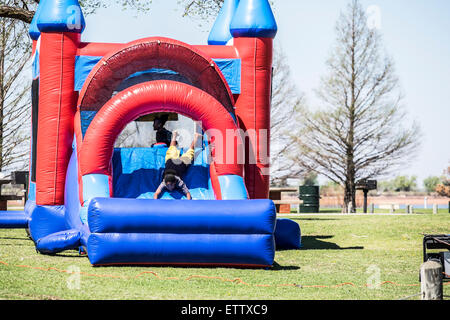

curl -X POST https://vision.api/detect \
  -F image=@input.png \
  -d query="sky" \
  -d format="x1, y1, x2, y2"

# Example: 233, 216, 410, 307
81, 0, 450, 187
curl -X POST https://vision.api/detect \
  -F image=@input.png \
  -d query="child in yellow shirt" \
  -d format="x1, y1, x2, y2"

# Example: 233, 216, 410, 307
154, 131, 201, 200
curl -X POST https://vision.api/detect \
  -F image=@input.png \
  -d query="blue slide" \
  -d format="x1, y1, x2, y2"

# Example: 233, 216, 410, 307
112, 145, 215, 201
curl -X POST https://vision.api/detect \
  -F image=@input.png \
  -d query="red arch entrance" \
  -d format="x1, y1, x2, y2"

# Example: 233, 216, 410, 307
77, 37, 235, 115
79, 80, 243, 180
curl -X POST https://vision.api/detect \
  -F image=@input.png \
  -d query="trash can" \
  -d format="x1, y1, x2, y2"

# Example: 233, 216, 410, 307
299, 185, 320, 213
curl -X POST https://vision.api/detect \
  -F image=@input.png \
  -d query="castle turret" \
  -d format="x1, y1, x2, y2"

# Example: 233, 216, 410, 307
230, 0, 277, 38
208, 0, 240, 45
29, 2, 43, 41
35, 0, 85, 206
229, 0, 277, 199
37, 0, 86, 33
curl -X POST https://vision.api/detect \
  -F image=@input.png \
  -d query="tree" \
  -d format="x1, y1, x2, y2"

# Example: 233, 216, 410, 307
291, 0, 420, 212
0, 7, 32, 172
301, 171, 318, 186
178, 0, 222, 21
392, 175, 417, 192
423, 176, 442, 194
269, 42, 306, 186
377, 180, 394, 193
436, 165, 450, 197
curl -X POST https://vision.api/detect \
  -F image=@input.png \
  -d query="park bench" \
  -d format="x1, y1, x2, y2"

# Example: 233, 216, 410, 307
0, 171, 29, 211
269, 187, 303, 213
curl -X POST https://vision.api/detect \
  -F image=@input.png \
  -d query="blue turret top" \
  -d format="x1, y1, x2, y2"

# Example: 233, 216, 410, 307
230, 0, 277, 38
29, 2, 44, 40
37, 0, 86, 33
208, 0, 240, 45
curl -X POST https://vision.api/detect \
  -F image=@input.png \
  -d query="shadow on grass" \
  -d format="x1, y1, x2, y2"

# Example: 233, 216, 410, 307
271, 262, 300, 271
296, 218, 338, 221
319, 209, 342, 213
301, 235, 364, 250
0, 236, 29, 241
50, 253, 87, 259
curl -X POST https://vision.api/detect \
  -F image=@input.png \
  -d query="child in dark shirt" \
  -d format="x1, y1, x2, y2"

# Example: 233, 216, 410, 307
153, 115, 172, 146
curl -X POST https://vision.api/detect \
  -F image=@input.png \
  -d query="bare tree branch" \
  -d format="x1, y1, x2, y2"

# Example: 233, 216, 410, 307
0, 6, 33, 23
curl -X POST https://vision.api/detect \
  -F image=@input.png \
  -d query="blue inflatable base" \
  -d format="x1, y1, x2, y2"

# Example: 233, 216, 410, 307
87, 233, 275, 267
0, 211, 29, 228
274, 219, 301, 250
85, 198, 277, 267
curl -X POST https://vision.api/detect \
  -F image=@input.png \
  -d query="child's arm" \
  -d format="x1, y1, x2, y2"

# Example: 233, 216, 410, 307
170, 130, 178, 147
154, 182, 165, 199
178, 179, 192, 200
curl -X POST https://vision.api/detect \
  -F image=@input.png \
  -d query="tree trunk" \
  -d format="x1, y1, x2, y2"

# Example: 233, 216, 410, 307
343, 179, 356, 213
345, 3, 357, 214
0, 6, 34, 24
344, 153, 357, 213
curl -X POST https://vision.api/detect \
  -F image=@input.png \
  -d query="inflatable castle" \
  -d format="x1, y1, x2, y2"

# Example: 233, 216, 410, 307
0, 0, 300, 267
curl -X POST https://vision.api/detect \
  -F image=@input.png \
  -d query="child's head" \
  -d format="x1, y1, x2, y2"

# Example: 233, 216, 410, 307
153, 115, 169, 131
164, 173, 177, 191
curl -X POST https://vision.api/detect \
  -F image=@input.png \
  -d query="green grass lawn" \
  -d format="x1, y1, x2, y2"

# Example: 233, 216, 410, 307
313, 207, 449, 214
0, 212, 449, 300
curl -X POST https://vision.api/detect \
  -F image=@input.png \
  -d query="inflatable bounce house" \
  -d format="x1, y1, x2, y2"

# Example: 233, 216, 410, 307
0, 0, 300, 267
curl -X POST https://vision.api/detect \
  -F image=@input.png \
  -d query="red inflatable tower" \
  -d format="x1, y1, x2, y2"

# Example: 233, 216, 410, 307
34, 0, 85, 206
229, 0, 277, 199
